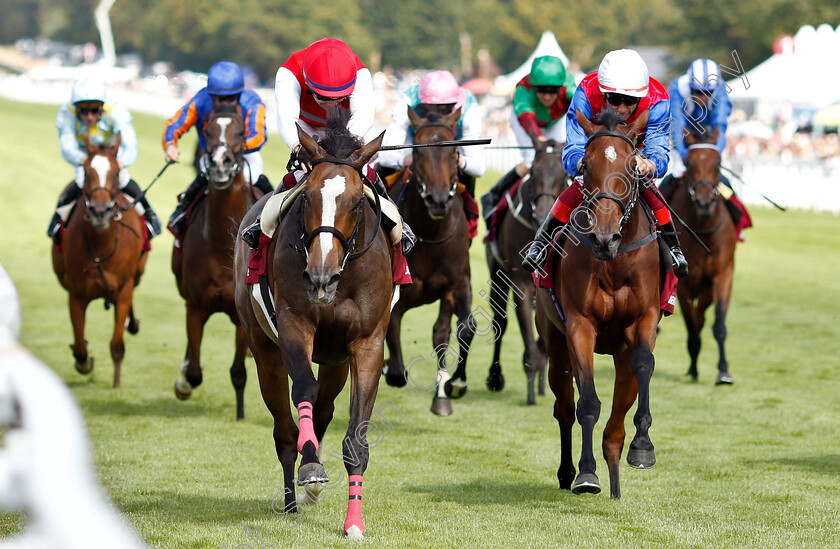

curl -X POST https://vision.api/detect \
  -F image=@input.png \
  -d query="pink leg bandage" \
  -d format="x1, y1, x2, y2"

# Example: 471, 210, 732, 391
296, 402, 318, 454
344, 475, 364, 536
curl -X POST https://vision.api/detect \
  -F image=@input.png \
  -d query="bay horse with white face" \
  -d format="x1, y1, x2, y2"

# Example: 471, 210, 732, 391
484, 133, 567, 404
382, 107, 476, 417
171, 105, 265, 419
51, 134, 148, 387
535, 108, 664, 499
234, 109, 391, 539
670, 128, 736, 384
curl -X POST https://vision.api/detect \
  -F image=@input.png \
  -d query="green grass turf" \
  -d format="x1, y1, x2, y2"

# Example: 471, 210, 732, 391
1, 96, 839, 548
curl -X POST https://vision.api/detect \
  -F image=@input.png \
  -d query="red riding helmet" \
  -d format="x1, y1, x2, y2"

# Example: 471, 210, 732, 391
302, 38, 358, 98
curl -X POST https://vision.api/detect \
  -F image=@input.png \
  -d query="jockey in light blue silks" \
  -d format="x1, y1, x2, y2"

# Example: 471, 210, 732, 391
48, 78, 162, 241
659, 58, 751, 239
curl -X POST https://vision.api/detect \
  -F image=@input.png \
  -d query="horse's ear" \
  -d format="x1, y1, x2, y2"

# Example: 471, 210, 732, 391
350, 131, 385, 167
626, 108, 649, 140
684, 130, 698, 146
576, 109, 597, 137
297, 123, 326, 161
711, 126, 720, 143
407, 106, 422, 129
84, 132, 95, 155
442, 107, 461, 129
108, 132, 122, 156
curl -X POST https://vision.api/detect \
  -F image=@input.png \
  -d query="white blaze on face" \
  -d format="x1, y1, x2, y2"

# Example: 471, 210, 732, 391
90, 154, 112, 187
605, 146, 617, 162
212, 117, 232, 165
319, 175, 347, 262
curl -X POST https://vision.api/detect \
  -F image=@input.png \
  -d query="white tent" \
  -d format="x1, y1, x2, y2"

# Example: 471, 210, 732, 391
493, 31, 578, 95
728, 24, 840, 121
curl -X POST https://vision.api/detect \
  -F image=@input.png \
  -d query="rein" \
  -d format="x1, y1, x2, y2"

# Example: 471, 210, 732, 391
287, 157, 383, 269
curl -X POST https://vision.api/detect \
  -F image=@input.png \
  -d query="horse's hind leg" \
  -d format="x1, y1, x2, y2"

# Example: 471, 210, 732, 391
542, 319, 575, 490
110, 284, 135, 388
230, 325, 248, 420
515, 285, 544, 405
485, 264, 509, 393
383, 305, 408, 388
604, 349, 639, 499
626, 337, 657, 472
125, 305, 140, 335
430, 297, 456, 416
68, 295, 94, 375
566, 321, 601, 495
712, 267, 735, 385
678, 288, 705, 380
174, 305, 208, 399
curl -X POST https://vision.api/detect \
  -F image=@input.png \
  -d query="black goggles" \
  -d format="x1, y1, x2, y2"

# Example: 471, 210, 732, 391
605, 93, 640, 107
535, 86, 561, 95
77, 106, 102, 116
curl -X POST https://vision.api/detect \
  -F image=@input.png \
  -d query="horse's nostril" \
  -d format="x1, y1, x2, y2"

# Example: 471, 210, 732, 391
610, 233, 622, 245
328, 274, 341, 289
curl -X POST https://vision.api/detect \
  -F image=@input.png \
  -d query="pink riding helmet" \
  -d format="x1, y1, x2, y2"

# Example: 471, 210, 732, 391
418, 70, 465, 114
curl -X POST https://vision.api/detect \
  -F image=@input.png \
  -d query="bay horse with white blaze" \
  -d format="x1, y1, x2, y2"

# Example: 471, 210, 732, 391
51, 134, 148, 387
669, 128, 736, 384
234, 109, 391, 539
172, 105, 264, 419
382, 107, 475, 417
535, 108, 663, 499
484, 134, 567, 404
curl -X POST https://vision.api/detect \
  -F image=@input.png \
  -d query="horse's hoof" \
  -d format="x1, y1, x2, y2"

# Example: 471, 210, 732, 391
445, 378, 467, 399
486, 365, 505, 392
715, 372, 734, 385
430, 395, 453, 416
571, 473, 601, 494
297, 462, 329, 486
686, 368, 698, 381
345, 525, 364, 540
75, 356, 94, 375
296, 482, 324, 505
383, 365, 407, 388
174, 377, 192, 400
627, 448, 657, 469
125, 317, 140, 335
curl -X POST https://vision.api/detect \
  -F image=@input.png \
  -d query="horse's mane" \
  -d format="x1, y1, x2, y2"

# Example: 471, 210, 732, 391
317, 108, 362, 159
594, 108, 626, 131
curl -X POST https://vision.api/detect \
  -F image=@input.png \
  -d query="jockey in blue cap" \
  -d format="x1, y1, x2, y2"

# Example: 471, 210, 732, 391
49, 78, 162, 242
163, 61, 273, 236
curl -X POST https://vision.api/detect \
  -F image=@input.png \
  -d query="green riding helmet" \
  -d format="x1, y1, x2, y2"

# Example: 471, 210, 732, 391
529, 55, 567, 87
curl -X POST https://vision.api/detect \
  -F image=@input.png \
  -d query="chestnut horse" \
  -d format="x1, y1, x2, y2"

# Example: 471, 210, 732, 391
234, 110, 391, 539
535, 108, 663, 499
51, 135, 148, 387
484, 136, 567, 404
669, 128, 736, 384
382, 108, 475, 417
172, 105, 264, 419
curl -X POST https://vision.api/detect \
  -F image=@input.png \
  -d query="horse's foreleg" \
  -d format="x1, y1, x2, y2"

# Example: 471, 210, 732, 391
175, 305, 208, 399
541, 315, 575, 490
68, 294, 93, 375
604, 350, 639, 499
110, 284, 135, 388
566, 321, 601, 494
515, 286, 543, 405
678, 288, 703, 380
230, 325, 248, 420
342, 336, 385, 539
448, 278, 474, 399
383, 306, 408, 388
712, 265, 735, 385
486, 266, 510, 393
430, 296, 456, 416
626, 310, 658, 472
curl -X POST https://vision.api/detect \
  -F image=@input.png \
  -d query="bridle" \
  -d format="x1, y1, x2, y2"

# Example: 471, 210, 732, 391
204, 112, 244, 189
580, 131, 640, 233
287, 157, 382, 271
685, 143, 721, 206
523, 140, 565, 228
406, 122, 459, 200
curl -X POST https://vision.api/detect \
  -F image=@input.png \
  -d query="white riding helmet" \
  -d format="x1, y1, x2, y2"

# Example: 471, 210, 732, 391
71, 78, 107, 104
597, 49, 649, 98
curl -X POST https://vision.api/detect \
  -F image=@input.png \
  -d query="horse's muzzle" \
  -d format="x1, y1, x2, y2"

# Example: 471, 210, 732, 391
303, 270, 341, 305
588, 231, 622, 261
423, 194, 453, 219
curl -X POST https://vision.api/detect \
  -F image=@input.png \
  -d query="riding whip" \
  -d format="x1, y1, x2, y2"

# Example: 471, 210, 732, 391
721, 165, 786, 211
379, 139, 491, 151
130, 160, 174, 207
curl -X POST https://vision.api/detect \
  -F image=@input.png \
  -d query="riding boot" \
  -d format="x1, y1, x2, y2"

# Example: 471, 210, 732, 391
660, 220, 689, 278
47, 182, 82, 241
253, 174, 274, 194
123, 179, 162, 237
459, 172, 476, 199
373, 175, 416, 254
242, 218, 262, 249
522, 214, 565, 273
481, 167, 519, 223
169, 172, 208, 236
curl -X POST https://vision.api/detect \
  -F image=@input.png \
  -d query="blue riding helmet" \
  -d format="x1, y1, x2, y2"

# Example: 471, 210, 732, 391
207, 61, 244, 95
687, 58, 720, 92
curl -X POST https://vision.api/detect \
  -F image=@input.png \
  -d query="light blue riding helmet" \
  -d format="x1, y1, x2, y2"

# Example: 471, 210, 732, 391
687, 58, 721, 92
207, 61, 244, 95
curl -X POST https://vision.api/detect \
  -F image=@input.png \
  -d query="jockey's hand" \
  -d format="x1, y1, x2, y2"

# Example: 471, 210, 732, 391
634, 156, 656, 176
402, 154, 413, 169
292, 142, 310, 173
117, 160, 125, 170
165, 145, 180, 163
536, 134, 548, 144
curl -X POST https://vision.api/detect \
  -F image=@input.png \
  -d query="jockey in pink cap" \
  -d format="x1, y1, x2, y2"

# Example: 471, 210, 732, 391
377, 70, 485, 199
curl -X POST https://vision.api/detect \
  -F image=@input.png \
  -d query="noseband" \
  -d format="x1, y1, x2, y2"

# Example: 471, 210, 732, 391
582, 131, 640, 231
288, 157, 382, 270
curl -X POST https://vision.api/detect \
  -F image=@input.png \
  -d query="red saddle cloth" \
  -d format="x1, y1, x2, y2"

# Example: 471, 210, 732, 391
532, 237, 678, 316
245, 229, 412, 286
483, 178, 524, 244
729, 195, 753, 242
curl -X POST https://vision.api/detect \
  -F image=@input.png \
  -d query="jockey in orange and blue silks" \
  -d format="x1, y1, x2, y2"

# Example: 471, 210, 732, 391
48, 78, 162, 241
377, 70, 486, 198
523, 49, 690, 278
164, 61, 273, 236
